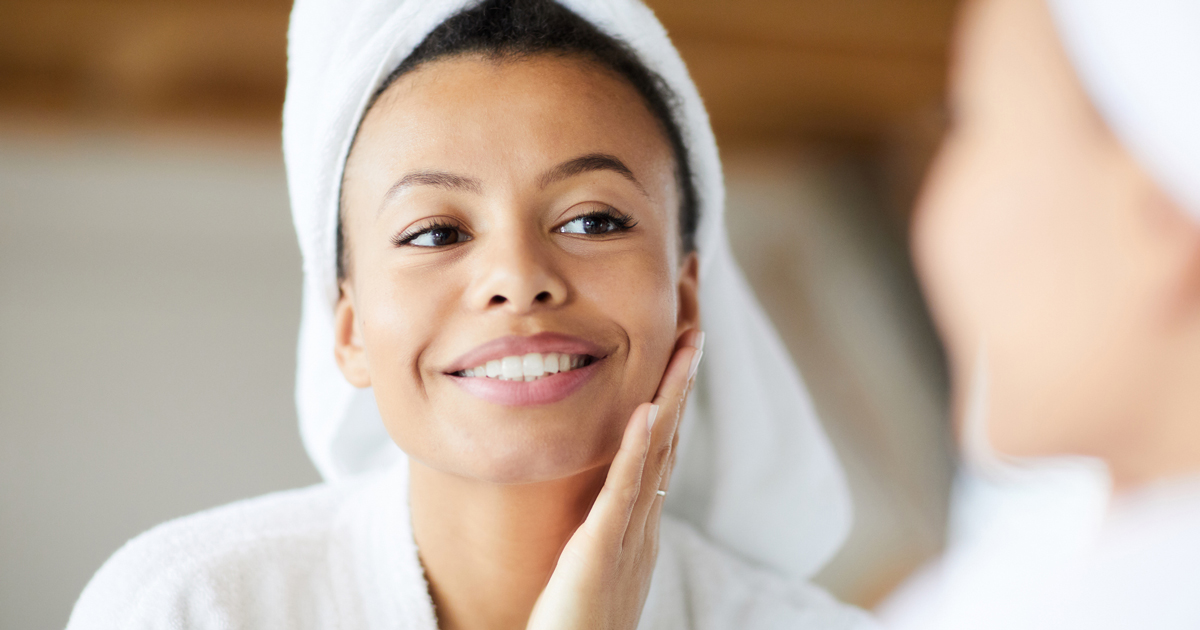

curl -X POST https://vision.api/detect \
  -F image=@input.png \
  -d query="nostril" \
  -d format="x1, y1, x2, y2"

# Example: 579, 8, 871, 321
489, 295, 507, 306
534, 291, 552, 303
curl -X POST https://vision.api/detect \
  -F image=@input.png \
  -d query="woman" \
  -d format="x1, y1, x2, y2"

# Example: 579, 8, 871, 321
67, 1, 871, 628
883, 0, 1200, 628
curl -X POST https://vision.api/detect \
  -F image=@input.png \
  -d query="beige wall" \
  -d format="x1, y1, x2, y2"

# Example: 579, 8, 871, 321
0, 131, 319, 629
722, 148, 951, 603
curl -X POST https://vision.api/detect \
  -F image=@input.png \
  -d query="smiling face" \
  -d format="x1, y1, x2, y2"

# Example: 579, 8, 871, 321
335, 54, 698, 484
912, 0, 1200, 467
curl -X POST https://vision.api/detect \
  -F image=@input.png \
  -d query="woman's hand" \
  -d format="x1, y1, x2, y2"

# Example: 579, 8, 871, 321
526, 329, 705, 630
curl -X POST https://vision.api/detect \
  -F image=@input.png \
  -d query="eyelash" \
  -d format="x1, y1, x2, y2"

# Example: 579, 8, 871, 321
390, 207, 637, 248
392, 219, 465, 247
560, 207, 639, 233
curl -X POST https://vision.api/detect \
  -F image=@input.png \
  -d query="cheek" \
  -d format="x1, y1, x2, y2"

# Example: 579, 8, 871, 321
915, 132, 1149, 456
912, 135, 1003, 377
566, 250, 678, 472
914, 134, 1063, 445
356, 265, 461, 435
573, 248, 678, 376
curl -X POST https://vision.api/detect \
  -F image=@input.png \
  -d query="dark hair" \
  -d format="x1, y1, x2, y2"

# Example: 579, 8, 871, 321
337, 0, 699, 281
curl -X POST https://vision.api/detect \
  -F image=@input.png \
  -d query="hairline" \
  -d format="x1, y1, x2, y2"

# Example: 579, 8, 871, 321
338, 50, 695, 285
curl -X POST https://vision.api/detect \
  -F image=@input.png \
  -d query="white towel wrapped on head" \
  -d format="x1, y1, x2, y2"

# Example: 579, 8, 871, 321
286, 0, 853, 582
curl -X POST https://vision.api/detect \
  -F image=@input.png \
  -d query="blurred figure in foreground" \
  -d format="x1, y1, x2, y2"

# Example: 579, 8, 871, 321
881, 0, 1200, 628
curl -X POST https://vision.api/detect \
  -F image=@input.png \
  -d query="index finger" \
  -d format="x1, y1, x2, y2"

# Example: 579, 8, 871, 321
626, 330, 704, 535
651, 329, 704, 440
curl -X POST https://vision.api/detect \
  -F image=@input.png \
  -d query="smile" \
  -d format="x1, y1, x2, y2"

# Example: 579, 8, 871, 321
454, 353, 596, 381
444, 332, 608, 406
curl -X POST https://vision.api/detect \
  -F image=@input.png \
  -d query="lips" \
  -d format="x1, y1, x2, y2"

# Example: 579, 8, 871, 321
444, 332, 608, 406
456, 352, 594, 381
443, 331, 606, 374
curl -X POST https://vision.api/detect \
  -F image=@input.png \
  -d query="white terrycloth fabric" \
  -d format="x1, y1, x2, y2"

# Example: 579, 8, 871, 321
880, 473, 1200, 630
67, 463, 876, 630
880, 334, 1199, 629
285, 0, 851, 581
1048, 0, 1200, 217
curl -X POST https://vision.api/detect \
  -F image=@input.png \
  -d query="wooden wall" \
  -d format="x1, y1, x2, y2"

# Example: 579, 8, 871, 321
0, 0, 954, 147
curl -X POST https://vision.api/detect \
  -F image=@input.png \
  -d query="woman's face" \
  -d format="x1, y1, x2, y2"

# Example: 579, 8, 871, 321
336, 55, 698, 484
912, 0, 1199, 462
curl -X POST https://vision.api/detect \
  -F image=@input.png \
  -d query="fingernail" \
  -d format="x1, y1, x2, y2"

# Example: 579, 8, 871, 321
646, 404, 660, 434
692, 330, 706, 351
687, 349, 704, 381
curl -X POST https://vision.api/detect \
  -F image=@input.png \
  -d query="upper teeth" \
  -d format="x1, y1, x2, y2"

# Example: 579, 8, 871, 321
459, 353, 589, 381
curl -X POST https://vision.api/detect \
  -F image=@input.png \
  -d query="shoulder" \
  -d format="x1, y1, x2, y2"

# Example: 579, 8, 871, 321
67, 481, 360, 630
648, 516, 878, 630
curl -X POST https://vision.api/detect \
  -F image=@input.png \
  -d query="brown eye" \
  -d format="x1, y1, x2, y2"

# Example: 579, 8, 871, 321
557, 210, 636, 236
402, 225, 471, 248
581, 216, 615, 234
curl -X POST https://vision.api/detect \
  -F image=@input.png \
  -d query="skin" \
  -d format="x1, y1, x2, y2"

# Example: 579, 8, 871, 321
527, 340, 701, 630
335, 54, 701, 630
912, 0, 1200, 489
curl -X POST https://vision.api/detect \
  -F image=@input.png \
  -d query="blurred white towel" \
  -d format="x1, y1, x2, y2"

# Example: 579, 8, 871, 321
880, 471, 1200, 630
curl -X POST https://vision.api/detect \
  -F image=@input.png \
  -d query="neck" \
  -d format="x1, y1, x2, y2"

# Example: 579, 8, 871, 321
408, 459, 606, 630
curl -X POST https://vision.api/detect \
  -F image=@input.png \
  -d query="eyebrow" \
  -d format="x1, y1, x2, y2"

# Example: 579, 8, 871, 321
380, 171, 484, 210
379, 153, 646, 214
537, 153, 648, 197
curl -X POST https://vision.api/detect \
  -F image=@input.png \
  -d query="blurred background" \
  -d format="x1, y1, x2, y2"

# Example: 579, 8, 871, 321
0, 1, 956, 627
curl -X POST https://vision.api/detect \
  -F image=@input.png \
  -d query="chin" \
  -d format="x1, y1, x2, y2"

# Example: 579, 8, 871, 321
459, 441, 613, 485
381, 378, 636, 484
425, 411, 623, 485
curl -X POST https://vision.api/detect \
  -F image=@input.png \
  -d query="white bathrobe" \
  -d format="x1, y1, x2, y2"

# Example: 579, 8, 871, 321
882, 470, 1200, 630
67, 464, 873, 630
67, 0, 876, 628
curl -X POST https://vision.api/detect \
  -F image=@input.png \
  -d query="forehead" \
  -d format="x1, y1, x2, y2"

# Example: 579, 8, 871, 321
347, 54, 675, 195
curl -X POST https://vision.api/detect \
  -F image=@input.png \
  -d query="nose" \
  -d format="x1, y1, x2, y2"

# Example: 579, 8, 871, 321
466, 228, 568, 314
